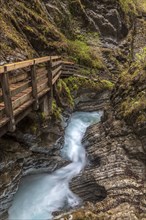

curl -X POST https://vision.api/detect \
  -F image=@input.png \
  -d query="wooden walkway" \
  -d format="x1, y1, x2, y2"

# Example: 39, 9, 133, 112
0, 56, 93, 137
0, 56, 63, 137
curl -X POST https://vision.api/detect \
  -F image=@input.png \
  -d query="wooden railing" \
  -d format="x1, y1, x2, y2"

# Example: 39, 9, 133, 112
61, 61, 91, 77
0, 56, 91, 137
0, 56, 62, 136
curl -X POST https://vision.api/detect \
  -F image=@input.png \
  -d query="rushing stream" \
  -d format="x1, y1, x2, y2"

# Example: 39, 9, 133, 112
8, 111, 102, 220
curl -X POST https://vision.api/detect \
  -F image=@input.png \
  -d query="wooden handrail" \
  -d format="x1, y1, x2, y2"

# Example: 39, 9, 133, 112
0, 56, 61, 74
0, 55, 88, 137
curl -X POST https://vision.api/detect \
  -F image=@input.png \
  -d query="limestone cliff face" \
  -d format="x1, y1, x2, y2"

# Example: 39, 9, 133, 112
53, 89, 146, 220
0, 0, 134, 64
111, 16, 146, 147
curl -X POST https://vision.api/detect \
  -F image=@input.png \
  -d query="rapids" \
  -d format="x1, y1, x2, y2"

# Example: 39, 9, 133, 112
8, 111, 102, 220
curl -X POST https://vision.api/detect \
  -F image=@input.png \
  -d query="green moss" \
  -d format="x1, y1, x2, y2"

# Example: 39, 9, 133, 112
68, 0, 85, 16
135, 0, 146, 13
114, 47, 146, 126
118, 0, 137, 14
30, 124, 38, 135
120, 92, 146, 123
52, 99, 62, 120
57, 79, 74, 108
64, 76, 114, 94
136, 47, 146, 67
67, 39, 103, 69
100, 80, 114, 89
136, 113, 146, 123
0, 13, 34, 57
0, 0, 66, 59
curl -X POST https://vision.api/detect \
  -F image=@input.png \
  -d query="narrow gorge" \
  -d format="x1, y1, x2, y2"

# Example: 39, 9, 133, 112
0, 0, 146, 220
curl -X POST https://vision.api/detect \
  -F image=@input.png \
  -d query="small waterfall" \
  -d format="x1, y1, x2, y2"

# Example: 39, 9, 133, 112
8, 111, 102, 220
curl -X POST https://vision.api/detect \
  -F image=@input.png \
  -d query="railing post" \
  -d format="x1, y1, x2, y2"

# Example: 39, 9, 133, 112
31, 60, 39, 110
47, 56, 53, 111
0, 67, 16, 132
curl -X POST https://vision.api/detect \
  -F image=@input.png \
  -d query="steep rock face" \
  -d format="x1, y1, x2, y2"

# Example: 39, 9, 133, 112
111, 22, 146, 139
0, 121, 65, 219
0, 0, 65, 62
45, 0, 129, 42
133, 17, 146, 57
0, 0, 134, 64
81, 0, 130, 42
55, 94, 146, 220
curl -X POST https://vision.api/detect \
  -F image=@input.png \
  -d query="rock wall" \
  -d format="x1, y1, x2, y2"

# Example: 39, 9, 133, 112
0, 118, 65, 219
54, 90, 146, 220
111, 14, 146, 138
0, 0, 134, 65
133, 17, 146, 57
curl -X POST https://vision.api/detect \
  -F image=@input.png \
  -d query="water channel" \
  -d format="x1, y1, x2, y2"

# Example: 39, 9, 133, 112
9, 111, 102, 220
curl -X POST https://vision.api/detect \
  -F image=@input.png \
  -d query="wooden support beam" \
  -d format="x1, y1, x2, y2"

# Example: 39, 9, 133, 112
0, 68, 16, 132
52, 65, 62, 77
0, 55, 64, 137
47, 57, 53, 111
51, 60, 62, 68
30, 61, 39, 110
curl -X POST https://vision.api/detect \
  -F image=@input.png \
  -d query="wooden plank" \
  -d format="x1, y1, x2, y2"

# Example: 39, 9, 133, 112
47, 59, 53, 87
0, 116, 9, 127
37, 79, 48, 93
0, 102, 5, 110
30, 62, 39, 110
0, 69, 16, 131
61, 70, 76, 74
61, 69, 76, 73
14, 99, 34, 116
38, 88, 50, 98
62, 66, 78, 70
62, 61, 74, 65
5, 60, 34, 72
0, 66, 4, 74
52, 60, 62, 68
9, 72, 29, 84
0, 105, 6, 118
34, 56, 50, 64
46, 59, 53, 111
37, 76, 48, 87
51, 56, 61, 61
37, 72, 48, 82
52, 65, 62, 77
61, 72, 74, 76
12, 88, 32, 110
0, 56, 61, 74
63, 63, 75, 66
52, 71, 62, 84
10, 80, 31, 97
36, 67, 48, 75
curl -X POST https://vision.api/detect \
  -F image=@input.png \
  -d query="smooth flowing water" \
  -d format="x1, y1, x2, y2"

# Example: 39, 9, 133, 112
8, 111, 102, 220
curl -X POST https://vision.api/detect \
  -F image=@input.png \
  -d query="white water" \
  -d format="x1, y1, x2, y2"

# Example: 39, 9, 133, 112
8, 111, 102, 220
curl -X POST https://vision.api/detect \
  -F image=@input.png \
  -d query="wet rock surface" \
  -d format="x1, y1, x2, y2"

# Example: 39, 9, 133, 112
0, 121, 65, 219
0, 0, 132, 62
0, 88, 146, 219
54, 92, 146, 219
